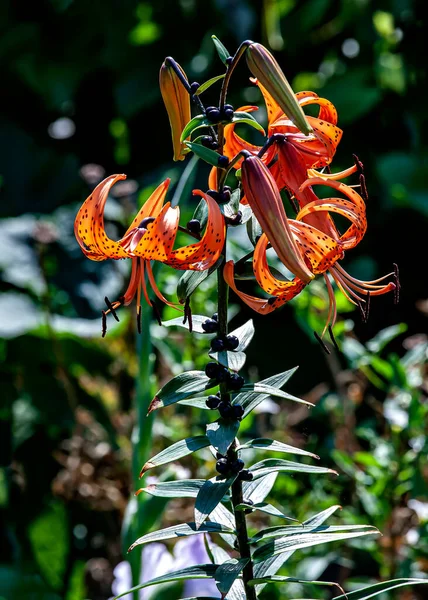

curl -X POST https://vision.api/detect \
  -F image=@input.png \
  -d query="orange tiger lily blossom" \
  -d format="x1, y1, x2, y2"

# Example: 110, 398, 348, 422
224, 177, 397, 340
75, 175, 225, 334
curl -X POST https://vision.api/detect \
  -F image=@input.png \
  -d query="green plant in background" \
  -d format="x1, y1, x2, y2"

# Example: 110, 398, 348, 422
72, 36, 427, 599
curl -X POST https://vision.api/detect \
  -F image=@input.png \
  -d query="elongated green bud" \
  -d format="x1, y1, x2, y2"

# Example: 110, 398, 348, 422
246, 42, 312, 136
160, 58, 191, 161
241, 155, 314, 283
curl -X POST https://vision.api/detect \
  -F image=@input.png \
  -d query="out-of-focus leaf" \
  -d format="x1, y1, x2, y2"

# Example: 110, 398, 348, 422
366, 323, 407, 353
238, 438, 318, 459
148, 371, 216, 413
28, 501, 69, 591
128, 521, 235, 552
195, 475, 238, 529
140, 435, 210, 475
215, 558, 248, 596
206, 419, 239, 455
209, 349, 246, 371
137, 479, 206, 498
251, 524, 378, 544
113, 565, 219, 599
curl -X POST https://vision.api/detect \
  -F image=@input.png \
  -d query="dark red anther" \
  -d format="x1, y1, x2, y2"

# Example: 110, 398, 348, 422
151, 301, 162, 325
138, 216, 155, 230
137, 306, 142, 334
359, 174, 368, 202
104, 296, 120, 321
393, 263, 401, 304
352, 154, 364, 175
183, 297, 193, 332
101, 310, 107, 338
328, 326, 340, 352
314, 331, 331, 355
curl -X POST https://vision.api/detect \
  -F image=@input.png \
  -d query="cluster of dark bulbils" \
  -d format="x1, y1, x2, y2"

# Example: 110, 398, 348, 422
205, 391, 244, 420
202, 315, 245, 392
215, 452, 253, 481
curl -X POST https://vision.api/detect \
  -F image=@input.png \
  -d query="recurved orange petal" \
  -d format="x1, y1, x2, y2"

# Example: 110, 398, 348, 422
289, 220, 343, 274
122, 179, 171, 238
166, 190, 225, 270
224, 260, 290, 314
253, 234, 306, 298
74, 174, 130, 261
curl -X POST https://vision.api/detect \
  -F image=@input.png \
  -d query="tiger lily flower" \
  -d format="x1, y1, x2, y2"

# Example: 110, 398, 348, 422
75, 175, 225, 334
224, 176, 397, 339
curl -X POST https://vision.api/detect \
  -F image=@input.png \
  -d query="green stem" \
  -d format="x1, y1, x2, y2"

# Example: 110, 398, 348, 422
216, 251, 257, 599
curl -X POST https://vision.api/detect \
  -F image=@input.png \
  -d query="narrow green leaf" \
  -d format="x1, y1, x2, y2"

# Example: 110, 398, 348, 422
210, 501, 236, 548
303, 505, 342, 527
235, 502, 298, 522
238, 438, 318, 459
211, 35, 230, 64
178, 397, 211, 409
229, 319, 255, 352
195, 475, 238, 529
209, 350, 246, 371
251, 523, 378, 544
249, 458, 337, 480
232, 367, 300, 416
249, 575, 343, 594
242, 472, 278, 504
240, 383, 313, 409
129, 521, 235, 552
113, 564, 219, 599
195, 73, 226, 94
180, 115, 210, 142
140, 435, 210, 475
253, 504, 342, 586
206, 419, 240, 455
332, 578, 427, 600
252, 530, 378, 563
215, 558, 248, 596
163, 315, 211, 334
232, 111, 265, 134
207, 543, 247, 600
185, 141, 221, 167
137, 479, 206, 499
148, 371, 216, 413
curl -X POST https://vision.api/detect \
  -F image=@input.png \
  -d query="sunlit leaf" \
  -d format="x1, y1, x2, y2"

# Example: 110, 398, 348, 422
195, 475, 238, 529
211, 35, 230, 64
228, 319, 255, 352
113, 565, 219, 599
249, 458, 337, 480
235, 502, 298, 522
215, 558, 248, 596
148, 371, 216, 413
206, 419, 239, 455
242, 472, 278, 504
128, 521, 235, 552
209, 349, 246, 371
332, 578, 428, 600
238, 438, 318, 459
163, 315, 211, 334
195, 74, 226, 95
185, 142, 221, 167
140, 435, 210, 475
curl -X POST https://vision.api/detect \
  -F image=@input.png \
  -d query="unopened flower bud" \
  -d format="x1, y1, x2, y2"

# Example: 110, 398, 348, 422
241, 155, 314, 283
246, 43, 312, 136
160, 58, 191, 161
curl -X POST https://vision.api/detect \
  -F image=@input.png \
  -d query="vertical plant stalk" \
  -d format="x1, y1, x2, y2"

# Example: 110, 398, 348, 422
129, 299, 155, 600
217, 254, 257, 600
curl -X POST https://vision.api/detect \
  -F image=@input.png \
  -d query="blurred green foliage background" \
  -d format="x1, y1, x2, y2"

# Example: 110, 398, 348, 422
0, 0, 427, 598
